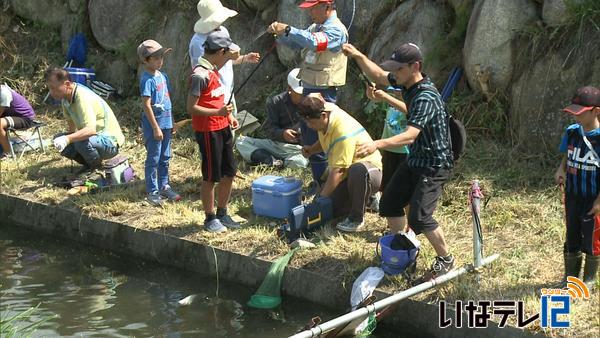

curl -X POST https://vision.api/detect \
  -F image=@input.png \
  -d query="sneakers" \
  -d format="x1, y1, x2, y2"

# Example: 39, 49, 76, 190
146, 192, 164, 207
367, 192, 381, 213
414, 255, 455, 285
0, 154, 13, 161
218, 214, 241, 229
205, 218, 227, 233
336, 218, 365, 232
160, 185, 181, 202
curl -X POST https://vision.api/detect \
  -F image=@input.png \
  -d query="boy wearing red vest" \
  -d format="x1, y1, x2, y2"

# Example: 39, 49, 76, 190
186, 30, 240, 233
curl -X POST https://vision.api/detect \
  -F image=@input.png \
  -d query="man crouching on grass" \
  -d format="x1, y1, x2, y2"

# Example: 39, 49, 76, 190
186, 30, 240, 233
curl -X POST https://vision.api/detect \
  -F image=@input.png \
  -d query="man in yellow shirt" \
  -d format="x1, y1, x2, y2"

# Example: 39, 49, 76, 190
299, 94, 382, 232
45, 67, 125, 173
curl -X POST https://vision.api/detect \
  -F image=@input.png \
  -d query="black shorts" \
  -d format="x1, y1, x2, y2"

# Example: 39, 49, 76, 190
379, 161, 451, 234
381, 151, 407, 192
2, 116, 32, 130
195, 127, 237, 182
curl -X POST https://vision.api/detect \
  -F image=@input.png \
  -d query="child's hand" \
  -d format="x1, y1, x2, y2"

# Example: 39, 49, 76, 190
153, 128, 164, 141
554, 167, 565, 186
588, 199, 600, 216
216, 104, 233, 116
244, 52, 260, 64
230, 117, 240, 130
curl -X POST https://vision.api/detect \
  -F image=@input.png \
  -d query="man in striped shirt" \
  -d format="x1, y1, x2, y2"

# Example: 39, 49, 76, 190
343, 42, 455, 280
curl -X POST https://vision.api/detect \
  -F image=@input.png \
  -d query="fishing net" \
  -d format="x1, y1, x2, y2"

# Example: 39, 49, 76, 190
357, 314, 377, 336
247, 248, 298, 309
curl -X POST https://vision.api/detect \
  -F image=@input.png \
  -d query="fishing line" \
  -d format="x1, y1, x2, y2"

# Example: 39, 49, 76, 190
211, 245, 219, 299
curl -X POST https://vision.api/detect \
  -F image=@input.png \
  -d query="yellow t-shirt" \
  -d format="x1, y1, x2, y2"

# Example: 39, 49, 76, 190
62, 84, 125, 146
318, 104, 382, 173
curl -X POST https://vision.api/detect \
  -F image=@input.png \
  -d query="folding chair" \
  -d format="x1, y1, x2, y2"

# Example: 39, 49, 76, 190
7, 120, 47, 159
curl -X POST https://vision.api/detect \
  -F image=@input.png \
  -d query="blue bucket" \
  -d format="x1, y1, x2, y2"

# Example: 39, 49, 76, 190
65, 67, 95, 85
377, 234, 419, 275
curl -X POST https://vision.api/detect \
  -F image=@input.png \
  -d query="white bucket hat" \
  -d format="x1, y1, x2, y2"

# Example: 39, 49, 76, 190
287, 68, 303, 94
194, 0, 238, 34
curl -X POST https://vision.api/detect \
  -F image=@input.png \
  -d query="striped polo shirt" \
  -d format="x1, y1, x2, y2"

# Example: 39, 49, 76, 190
402, 77, 453, 169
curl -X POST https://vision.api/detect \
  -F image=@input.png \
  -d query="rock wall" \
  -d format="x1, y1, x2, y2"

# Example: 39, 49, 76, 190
5, 0, 599, 149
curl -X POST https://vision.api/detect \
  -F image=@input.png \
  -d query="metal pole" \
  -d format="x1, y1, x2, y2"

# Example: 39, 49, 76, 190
289, 254, 500, 338
471, 180, 484, 269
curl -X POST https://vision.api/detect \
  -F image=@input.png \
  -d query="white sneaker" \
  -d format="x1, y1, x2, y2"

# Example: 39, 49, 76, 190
336, 218, 365, 232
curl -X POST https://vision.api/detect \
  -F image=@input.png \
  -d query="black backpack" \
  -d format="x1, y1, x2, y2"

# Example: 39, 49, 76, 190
416, 84, 467, 161
448, 115, 466, 161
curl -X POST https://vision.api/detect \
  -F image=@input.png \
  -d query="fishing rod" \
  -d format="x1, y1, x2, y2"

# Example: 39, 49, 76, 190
228, 32, 277, 132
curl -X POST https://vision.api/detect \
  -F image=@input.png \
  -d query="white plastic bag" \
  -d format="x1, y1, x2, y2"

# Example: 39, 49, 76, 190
350, 267, 385, 333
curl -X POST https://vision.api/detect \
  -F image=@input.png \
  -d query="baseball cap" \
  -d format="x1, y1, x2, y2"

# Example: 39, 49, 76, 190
203, 29, 240, 51
563, 86, 600, 115
380, 43, 423, 72
137, 40, 172, 60
287, 68, 304, 94
299, 0, 334, 9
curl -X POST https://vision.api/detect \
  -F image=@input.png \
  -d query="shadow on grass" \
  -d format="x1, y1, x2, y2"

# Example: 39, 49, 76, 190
25, 160, 76, 181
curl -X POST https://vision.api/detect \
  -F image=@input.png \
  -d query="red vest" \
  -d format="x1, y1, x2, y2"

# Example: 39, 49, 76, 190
191, 66, 229, 132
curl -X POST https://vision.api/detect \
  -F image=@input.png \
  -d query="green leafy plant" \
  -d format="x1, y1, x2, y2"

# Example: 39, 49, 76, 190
0, 303, 55, 338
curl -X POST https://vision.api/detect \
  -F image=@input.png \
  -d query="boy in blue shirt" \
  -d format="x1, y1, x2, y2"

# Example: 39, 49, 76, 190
555, 86, 600, 288
137, 40, 181, 206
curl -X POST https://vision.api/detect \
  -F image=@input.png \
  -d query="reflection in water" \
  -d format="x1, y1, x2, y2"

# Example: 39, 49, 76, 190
0, 226, 346, 337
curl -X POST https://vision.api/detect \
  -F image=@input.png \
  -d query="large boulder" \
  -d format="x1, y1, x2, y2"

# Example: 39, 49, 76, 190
89, 0, 159, 51
94, 54, 135, 97
153, 11, 197, 109
368, 0, 453, 84
261, 2, 278, 24
68, 0, 86, 14
224, 11, 286, 112
275, 0, 312, 67
542, 0, 585, 27
510, 37, 600, 151
463, 0, 538, 95
542, 0, 568, 27
335, 0, 395, 48
235, 0, 272, 11
10, 0, 69, 27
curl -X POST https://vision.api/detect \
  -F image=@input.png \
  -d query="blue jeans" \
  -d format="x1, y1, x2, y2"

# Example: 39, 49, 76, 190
143, 128, 172, 194
301, 87, 336, 183
300, 120, 328, 183
60, 134, 119, 168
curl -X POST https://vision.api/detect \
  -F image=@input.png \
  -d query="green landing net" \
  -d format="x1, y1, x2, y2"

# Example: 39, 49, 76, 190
247, 248, 298, 309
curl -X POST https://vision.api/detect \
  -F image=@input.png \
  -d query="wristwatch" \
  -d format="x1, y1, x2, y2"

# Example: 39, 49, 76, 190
284, 25, 291, 37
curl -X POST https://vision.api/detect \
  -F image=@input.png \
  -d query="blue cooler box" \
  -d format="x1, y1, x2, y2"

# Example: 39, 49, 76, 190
252, 175, 302, 219
65, 67, 95, 85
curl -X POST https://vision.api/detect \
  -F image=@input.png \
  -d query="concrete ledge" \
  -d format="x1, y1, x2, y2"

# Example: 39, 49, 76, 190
0, 194, 540, 337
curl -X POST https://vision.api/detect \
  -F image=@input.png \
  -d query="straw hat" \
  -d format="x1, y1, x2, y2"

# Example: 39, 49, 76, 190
194, 0, 238, 34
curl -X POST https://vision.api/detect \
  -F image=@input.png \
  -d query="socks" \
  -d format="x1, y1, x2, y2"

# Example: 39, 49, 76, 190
217, 207, 227, 218
205, 213, 216, 222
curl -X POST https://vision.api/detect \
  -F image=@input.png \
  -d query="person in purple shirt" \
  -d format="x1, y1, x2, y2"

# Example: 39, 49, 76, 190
0, 84, 35, 158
